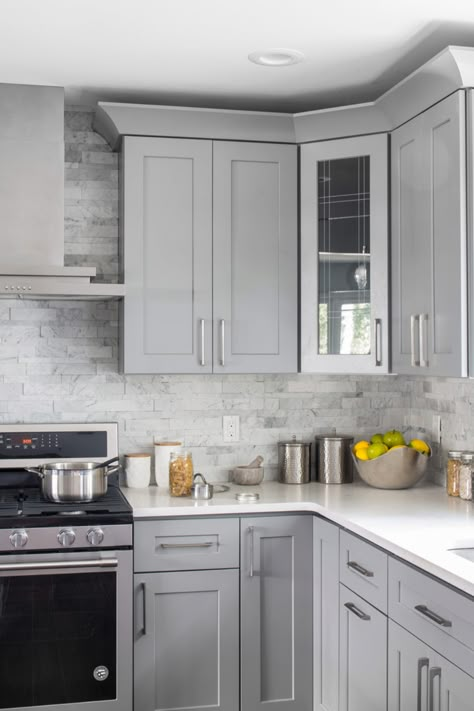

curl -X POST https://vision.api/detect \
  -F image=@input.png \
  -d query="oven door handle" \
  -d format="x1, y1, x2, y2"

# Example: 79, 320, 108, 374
0, 558, 118, 572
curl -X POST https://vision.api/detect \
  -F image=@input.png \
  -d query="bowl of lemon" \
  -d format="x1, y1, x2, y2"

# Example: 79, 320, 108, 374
352, 430, 431, 489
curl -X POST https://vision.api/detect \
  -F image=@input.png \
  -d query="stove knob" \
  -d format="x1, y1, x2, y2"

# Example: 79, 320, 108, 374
10, 529, 28, 549
87, 527, 105, 546
57, 528, 76, 547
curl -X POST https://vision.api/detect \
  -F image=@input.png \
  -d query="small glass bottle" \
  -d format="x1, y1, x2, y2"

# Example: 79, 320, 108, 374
446, 451, 463, 497
169, 451, 194, 497
459, 454, 474, 501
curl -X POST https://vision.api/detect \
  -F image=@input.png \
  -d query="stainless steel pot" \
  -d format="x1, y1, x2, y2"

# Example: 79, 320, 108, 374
25, 457, 119, 503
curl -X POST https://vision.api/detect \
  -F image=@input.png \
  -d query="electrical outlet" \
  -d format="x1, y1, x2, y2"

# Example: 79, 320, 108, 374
223, 415, 240, 442
432, 415, 442, 445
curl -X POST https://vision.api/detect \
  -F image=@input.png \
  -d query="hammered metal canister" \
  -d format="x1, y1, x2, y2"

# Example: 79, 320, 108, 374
315, 435, 354, 484
278, 440, 311, 484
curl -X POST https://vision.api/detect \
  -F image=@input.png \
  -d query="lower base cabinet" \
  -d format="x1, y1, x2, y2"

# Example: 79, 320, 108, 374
339, 584, 388, 711
313, 517, 340, 711
388, 621, 474, 711
240, 515, 313, 711
134, 569, 239, 711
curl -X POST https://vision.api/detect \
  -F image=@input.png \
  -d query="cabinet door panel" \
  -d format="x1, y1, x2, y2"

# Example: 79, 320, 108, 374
388, 620, 432, 711
388, 620, 474, 711
439, 654, 474, 711
301, 134, 388, 373
391, 91, 467, 377
134, 569, 239, 711
213, 142, 297, 373
314, 517, 340, 711
122, 136, 213, 373
391, 114, 428, 373
339, 585, 387, 711
424, 91, 467, 376
241, 515, 313, 711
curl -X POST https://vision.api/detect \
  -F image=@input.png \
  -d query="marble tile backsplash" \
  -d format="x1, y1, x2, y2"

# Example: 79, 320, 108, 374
0, 107, 470, 485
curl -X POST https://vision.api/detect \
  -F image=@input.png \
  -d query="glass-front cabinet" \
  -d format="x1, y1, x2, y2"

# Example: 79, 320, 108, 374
300, 134, 388, 373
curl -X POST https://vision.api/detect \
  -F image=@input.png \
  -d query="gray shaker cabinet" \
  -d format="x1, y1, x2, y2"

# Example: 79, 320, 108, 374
391, 90, 467, 377
240, 515, 313, 711
134, 569, 239, 711
213, 141, 297, 373
313, 517, 340, 711
122, 136, 213, 374
122, 136, 297, 373
339, 585, 388, 711
300, 134, 389, 374
388, 621, 474, 711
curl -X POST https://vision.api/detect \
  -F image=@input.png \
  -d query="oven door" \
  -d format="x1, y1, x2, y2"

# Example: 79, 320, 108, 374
0, 549, 132, 711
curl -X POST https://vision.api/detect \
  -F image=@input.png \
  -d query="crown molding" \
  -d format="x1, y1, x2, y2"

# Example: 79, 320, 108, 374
94, 46, 474, 148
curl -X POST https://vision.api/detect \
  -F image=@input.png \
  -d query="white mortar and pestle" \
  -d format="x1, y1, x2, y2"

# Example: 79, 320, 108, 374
233, 456, 264, 485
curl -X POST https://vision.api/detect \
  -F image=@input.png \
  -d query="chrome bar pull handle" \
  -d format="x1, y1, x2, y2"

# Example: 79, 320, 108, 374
415, 604, 452, 628
344, 602, 371, 621
200, 319, 205, 366
220, 319, 225, 367
375, 318, 382, 366
248, 526, 255, 578
347, 560, 374, 578
428, 667, 441, 711
0, 558, 118, 572
419, 314, 428, 367
139, 581, 146, 636
411, 314, 420, 367
417, 658, 429, 711
160, 542, 213, 549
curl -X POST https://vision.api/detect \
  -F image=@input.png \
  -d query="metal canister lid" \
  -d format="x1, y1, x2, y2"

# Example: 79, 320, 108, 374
448, 450, 472, 458
279, 440, 310, 447
315, 434, 354, 441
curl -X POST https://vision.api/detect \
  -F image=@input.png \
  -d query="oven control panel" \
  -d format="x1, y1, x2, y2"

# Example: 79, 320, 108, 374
0, 430, 108, 459
0, 524, 132, 552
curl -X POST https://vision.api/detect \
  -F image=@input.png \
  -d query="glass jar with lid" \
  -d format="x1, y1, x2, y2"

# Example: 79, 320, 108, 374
459, 453, 474, 501
169, 451, 194, 497
446, 451, 463, 497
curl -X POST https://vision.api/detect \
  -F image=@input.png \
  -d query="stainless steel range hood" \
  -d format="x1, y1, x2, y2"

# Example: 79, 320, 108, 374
0, 83, 124, 299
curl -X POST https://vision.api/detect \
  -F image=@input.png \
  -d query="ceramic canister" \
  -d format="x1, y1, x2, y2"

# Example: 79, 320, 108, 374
125, 453, 151, 489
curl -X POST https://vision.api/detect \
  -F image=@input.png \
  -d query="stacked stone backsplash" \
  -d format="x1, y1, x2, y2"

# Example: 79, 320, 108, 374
0, 107, 468, 485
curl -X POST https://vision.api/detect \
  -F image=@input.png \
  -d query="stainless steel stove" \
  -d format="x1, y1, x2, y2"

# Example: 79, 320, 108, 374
0, 423, 132, 711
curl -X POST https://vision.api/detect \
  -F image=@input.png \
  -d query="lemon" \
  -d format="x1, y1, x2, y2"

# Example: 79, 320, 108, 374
353, 440, 370, 453
355, 448, 370, 460
409, 439, 430, 456
390, 444, 407, 450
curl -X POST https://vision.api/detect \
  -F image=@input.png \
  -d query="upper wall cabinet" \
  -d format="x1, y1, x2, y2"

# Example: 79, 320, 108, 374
300, 135, 389, 373
391, 91, 467, 377
121, 137, 297, 374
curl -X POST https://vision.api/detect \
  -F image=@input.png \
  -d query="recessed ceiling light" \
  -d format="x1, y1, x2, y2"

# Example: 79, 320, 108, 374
248, 49, 304, 67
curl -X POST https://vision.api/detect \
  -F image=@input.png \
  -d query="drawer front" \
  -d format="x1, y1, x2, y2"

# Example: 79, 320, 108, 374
134, 517, 239, 572
340, 530, 388, 612
388, 557, 474, 676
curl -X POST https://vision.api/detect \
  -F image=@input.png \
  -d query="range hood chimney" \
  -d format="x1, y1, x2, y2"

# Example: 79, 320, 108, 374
0, 83, 124, 298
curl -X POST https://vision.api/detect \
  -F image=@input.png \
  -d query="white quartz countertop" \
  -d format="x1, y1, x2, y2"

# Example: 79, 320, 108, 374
122, 481, 474, 597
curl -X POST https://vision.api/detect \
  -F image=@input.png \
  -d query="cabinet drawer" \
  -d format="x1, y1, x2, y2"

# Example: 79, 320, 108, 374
339, 530, 388, 612
388, 557, 474, 676
134, 517, 239, 572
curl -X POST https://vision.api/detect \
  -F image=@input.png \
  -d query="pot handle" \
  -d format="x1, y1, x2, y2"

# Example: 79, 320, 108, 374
25, 466, 44, 478
94, 456, 119, 470
105, 465, 120, 477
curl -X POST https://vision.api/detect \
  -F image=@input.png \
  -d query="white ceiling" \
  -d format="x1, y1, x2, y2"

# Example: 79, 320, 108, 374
1, 0, 474, 112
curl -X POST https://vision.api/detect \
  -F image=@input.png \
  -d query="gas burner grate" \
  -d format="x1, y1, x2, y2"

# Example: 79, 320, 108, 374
0, 486, 131, 518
